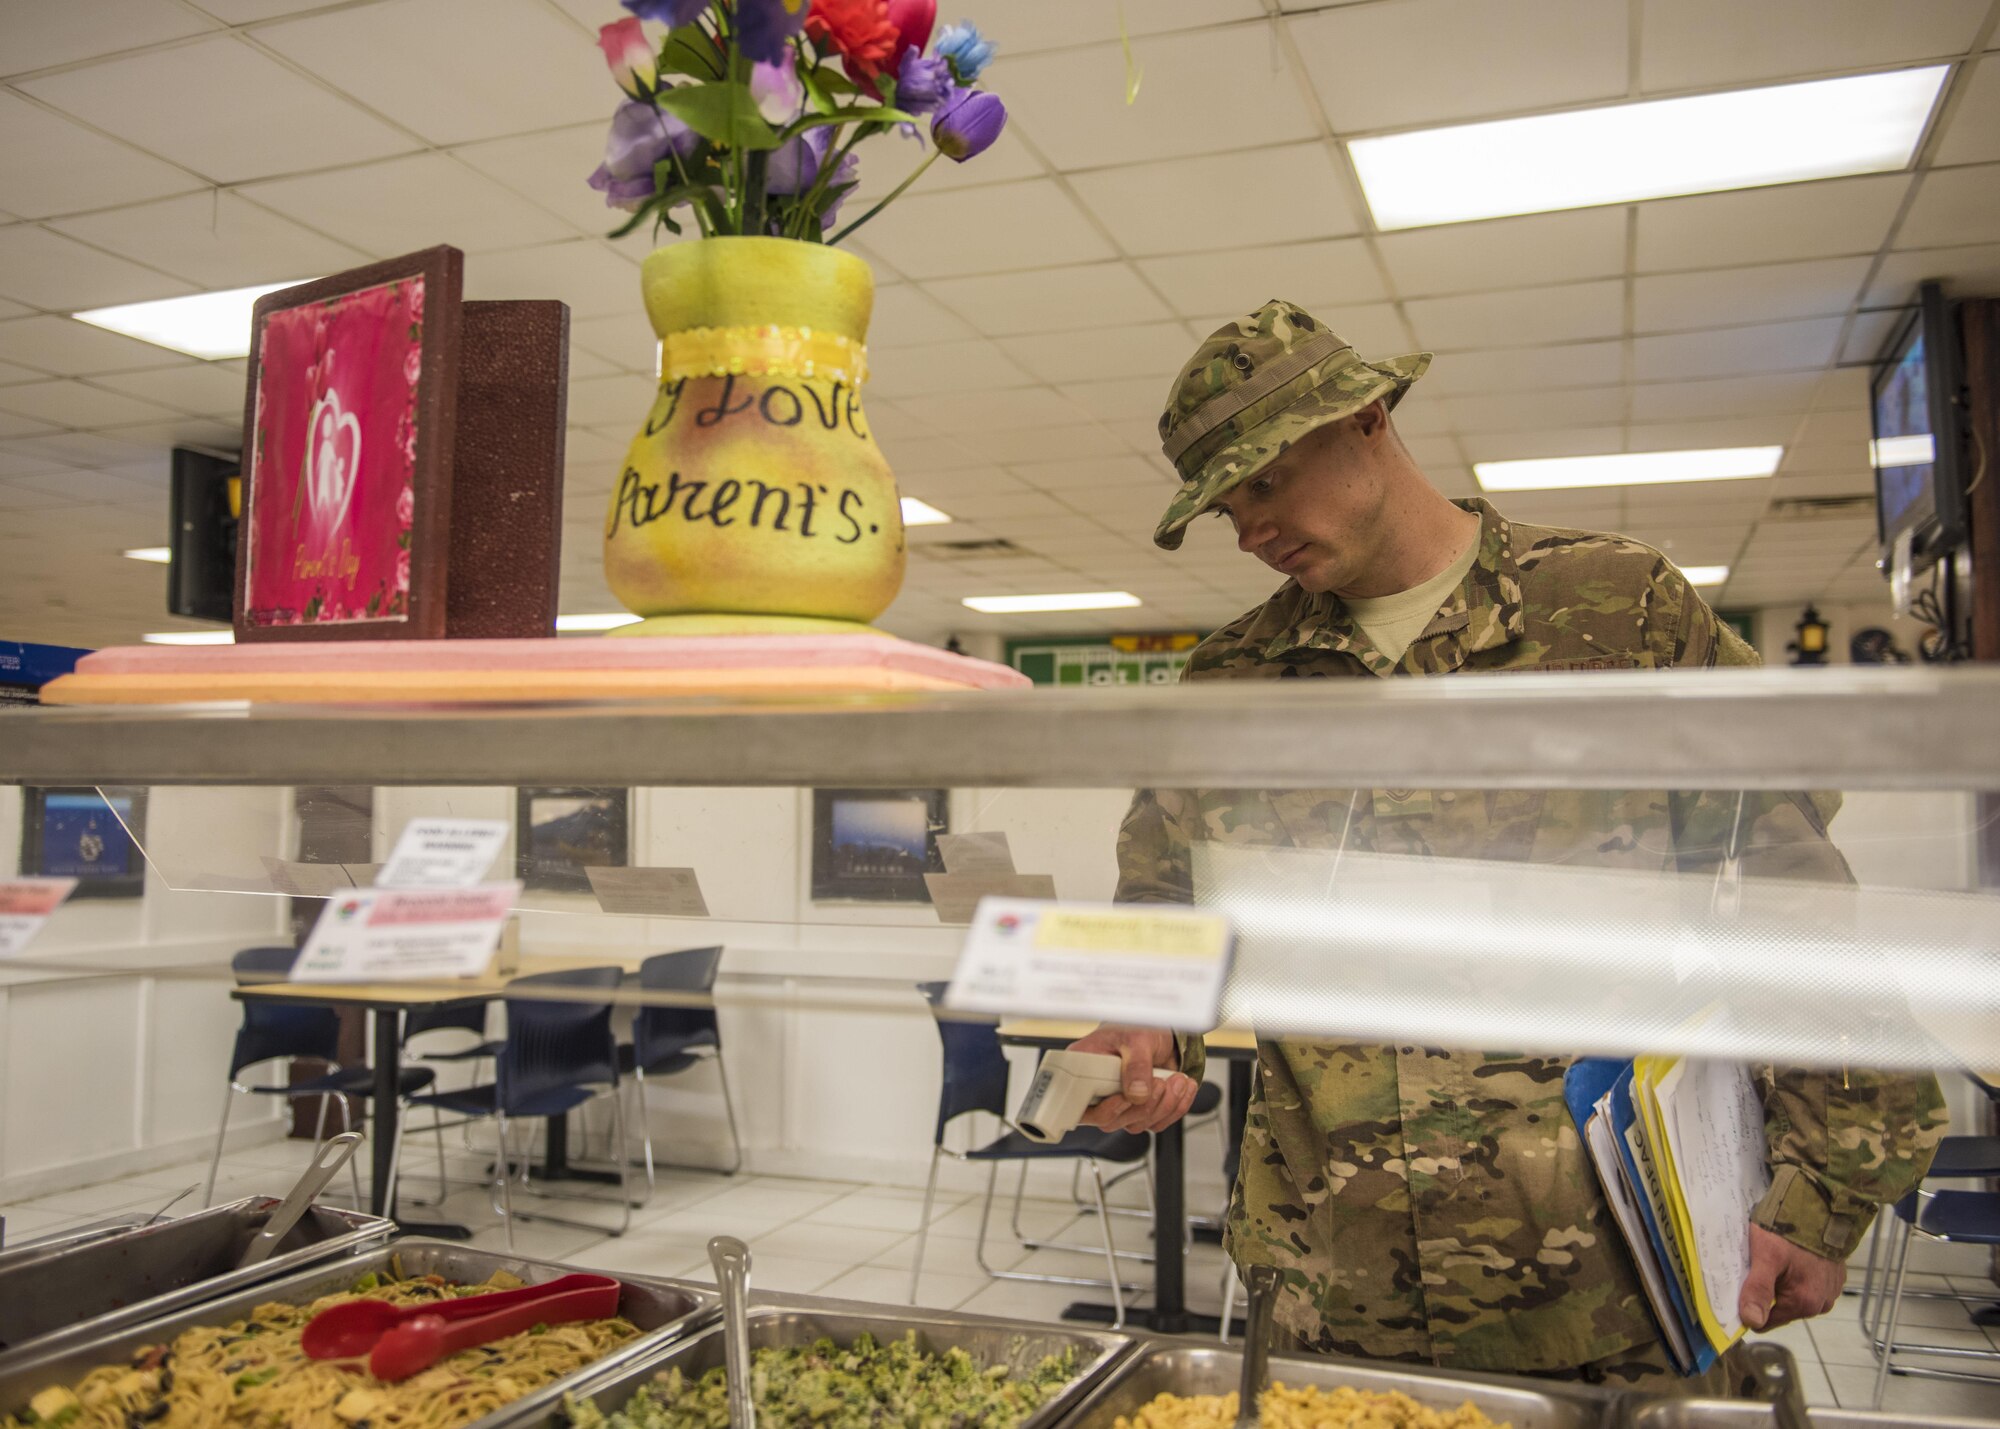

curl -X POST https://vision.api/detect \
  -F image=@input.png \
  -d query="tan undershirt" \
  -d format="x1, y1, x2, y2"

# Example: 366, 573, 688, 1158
1340, 532, 1480, 664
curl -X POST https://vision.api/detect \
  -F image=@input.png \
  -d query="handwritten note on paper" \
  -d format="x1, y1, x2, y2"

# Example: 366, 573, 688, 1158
937, 832, 1017, 877
925, 873, 1055, 924
1657, 1057, 1770, 1345
588, 866, 710, 918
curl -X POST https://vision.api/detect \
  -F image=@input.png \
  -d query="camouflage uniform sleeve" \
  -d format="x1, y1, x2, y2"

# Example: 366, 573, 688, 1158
1113, 787, 1207, 1082
1672, 582, 1947, 1259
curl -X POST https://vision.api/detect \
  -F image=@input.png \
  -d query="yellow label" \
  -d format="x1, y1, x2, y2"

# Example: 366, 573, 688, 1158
1033, 909, 1229, 959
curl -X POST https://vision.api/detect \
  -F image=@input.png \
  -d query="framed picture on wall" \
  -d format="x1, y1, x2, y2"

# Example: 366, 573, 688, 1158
515, 787, 629, 893
810, 789, 947, 903
19, 787, 149, 899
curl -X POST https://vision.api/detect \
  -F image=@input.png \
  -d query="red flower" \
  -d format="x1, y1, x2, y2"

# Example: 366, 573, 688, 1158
806, 0, 898, 91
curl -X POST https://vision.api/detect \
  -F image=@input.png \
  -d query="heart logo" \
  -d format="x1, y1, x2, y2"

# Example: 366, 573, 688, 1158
301, 387, 362, 538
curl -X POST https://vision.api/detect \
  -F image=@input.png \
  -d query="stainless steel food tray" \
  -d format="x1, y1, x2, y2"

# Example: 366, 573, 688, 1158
0, 1238, 717, 1429
496, 1298, 1139, 1429
1050, 1341, 1624, 1429
0, 1212, 152, 1268
1627, 1401, 2000, 1427
0, 1194, 392, 1361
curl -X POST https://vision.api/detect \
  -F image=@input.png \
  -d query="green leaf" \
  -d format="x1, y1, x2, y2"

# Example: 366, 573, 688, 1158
815, 69, 862, 97
799, 59, 837, 115
607, 203, 655, 240
778, 107, 918, 143
655, 82, 782, 150
658, 22, 724, 81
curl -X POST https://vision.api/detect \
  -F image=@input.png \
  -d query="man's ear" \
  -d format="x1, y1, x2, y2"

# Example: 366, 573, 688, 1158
1351, 399, 1389, 440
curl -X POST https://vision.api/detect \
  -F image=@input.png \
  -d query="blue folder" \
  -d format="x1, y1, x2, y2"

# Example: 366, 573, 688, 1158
1565, 1056, 1718, 1376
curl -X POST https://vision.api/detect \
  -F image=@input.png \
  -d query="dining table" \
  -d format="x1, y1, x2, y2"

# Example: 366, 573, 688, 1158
995, 1018, 1257, 1335
232, 952, 685, 1234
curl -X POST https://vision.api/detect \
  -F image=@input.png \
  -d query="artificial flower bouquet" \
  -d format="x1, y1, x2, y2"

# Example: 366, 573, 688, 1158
589, 0, 1005, 246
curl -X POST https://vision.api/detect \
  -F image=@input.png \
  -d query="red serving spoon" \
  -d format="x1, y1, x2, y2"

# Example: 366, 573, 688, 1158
302, 1273, 621, 1379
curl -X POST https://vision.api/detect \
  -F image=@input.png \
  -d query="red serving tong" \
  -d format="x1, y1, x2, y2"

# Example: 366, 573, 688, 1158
301, 1273, 621, 1382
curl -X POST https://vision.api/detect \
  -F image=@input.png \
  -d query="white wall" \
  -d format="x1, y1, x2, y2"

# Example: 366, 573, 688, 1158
1746, 599, 1935, 666
0, 785, 292, 1203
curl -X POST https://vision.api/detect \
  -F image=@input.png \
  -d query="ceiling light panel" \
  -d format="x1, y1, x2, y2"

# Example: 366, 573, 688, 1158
962, 592, 1143, 614
901, 497, 953, 526
1351, 66, 1948, 230
1475, 447, 1784, 491
73, 281, 307, 360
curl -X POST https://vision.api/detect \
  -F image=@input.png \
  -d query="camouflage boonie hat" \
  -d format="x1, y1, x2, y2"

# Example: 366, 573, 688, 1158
1153, 299, 1431, 549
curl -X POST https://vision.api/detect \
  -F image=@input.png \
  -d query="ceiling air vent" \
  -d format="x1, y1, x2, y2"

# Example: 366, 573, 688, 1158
925, 538, 1022, 558
1767, 494, 1873, 521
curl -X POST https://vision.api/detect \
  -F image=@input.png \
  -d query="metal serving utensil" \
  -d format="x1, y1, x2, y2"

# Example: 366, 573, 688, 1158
142, 1183, 199, 1227
1233, 1264, 1281, 1428
709, 1235, 757, 1429
1747, 1344, 1814, 1429
235, 1132, 360, 1269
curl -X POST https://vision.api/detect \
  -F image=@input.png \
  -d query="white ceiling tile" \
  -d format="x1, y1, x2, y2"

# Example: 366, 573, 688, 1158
1373, 208, 1628, 299
0, 315, 188, 375
239, 154, 577, 258
1007, 455, 1164, 493
1631, 318, 1844, 381
974, 423, 1133, 464
1896, 163, 2000, 249
1421, 339, 1624, 395
16, 36, 417, 183
876, 433, 990, 471
563, 346, 618, 380
49, 191, 365, 289
0, 93, 202, 219
1626, 415, 1798, 449
1638, 0, 1986, 92
1004, 25, 1316, 171
1138, 238, 1382, 318
1062, 376, 1171, 428
1794, 409, 1872, 445
0, 299, 30, 320
561, 374, 650, 429
997, 321, 1192, 385
1294, 0, 1626, 133
1935, 58, 2000, 167
1441, 386, 1629, 434
1633, 257, 1873, 334
0, 359, 46, 385
924, 263, 1171, 336
977, 0, 1265, 56
1634, 174, 1911, 271
867, 286, 977, 348
1839, 309, 1904, 365
257, 0, 607, 146
1782, 440, 1872, 474
453, 122, 621, 236
1071, 143, 1360, 256
1, 0, 217, 76
1628, 373, 1822, 423
847, 129, 1045, 209
0, 225, 193, 310
918, 387, 1093, 435
185, 0, 335, 18
852, 180, 1113, 279
1463, 425, 1625, 463
464, 238, 640, 318
569, 310, 656, 374
0, 378, 179, 429
1866, 242, 2000, 306
1406, 279, 1623, 351
870, 340, 1034, 399
0, 411, 59, 440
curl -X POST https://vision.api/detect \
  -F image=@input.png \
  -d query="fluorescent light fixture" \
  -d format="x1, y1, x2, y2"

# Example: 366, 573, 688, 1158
1870, 433, 1934, 468
962, 591, 1142, 614
122, 546, 171, 563
1350, 66, 1947, 230
1681, 565, 1730, 587
143, 630, 233, 645
555, 612, 643, 632
1474, 446, 1783, 492
901, 496, 952, 526
74, 280, 308, 359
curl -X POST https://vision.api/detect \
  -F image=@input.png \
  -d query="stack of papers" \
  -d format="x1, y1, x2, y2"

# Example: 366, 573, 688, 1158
1565, 1055, 1771, 1374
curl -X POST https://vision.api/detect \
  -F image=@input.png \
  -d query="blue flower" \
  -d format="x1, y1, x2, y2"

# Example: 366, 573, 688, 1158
933, 20, 993, 84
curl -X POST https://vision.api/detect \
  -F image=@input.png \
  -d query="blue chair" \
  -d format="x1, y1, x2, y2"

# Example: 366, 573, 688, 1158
1858, 1133, 2000, 1333
395, 997, 497, 1207
402, 967, 631, 1249
617, 947, 741, 1190
908, 983, 1149, 1324
205, 946, 435, 1208
1870, 1187, 2000, 1406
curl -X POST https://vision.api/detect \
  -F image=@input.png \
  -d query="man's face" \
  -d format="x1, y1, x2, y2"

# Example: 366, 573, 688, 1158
1205, 407, 1391, 595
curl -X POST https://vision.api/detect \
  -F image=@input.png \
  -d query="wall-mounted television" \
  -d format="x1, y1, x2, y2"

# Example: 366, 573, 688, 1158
1869, 280, 1969, 577
168, 446, 240, 622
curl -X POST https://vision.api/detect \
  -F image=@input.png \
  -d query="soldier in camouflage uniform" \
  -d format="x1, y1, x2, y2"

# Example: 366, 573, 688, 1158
1074, 300, 1947, 1391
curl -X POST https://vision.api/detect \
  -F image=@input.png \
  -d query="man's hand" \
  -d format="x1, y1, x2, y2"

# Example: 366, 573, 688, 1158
1739, 1223, 1847, 1331
1068, 1024, 1201, 1135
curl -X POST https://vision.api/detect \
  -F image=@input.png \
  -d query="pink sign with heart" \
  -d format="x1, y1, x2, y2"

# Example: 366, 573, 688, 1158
245, 276, 424, 627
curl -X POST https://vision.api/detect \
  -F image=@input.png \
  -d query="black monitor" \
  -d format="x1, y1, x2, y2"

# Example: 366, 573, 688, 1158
167, 446, 240, 622
1869, 281, 1969, 576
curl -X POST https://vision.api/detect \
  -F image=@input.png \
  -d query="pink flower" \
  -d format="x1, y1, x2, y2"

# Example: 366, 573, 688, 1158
396, 484, 414, 525
394, 548, 411, 594
403, 345, 421, 387
409, 281, 424, 323
402, 422, 417, 466
597, 17, 657, 99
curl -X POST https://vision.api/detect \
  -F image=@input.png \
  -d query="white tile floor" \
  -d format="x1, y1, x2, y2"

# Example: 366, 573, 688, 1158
6, 1139, 2000, 1422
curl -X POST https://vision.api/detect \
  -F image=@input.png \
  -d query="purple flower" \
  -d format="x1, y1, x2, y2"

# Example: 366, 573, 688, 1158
622, 0, 710, 25
768, 128, 858, 229
737, 0, 808, 65
894, 48, 951, 114
749, 57, 804, 125
587, 98, 696, 211
930, 85, 1004, 161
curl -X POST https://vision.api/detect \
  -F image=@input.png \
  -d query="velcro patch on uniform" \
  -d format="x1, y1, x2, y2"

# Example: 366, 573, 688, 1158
1520, 656, 1645, 672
